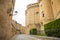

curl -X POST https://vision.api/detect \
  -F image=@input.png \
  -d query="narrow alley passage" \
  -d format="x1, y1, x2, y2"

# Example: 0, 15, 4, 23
10, 34, 40, 40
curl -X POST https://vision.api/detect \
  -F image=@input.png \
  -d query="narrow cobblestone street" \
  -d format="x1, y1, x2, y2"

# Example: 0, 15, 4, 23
10, 34, 40, 40
10, 34, 60, 40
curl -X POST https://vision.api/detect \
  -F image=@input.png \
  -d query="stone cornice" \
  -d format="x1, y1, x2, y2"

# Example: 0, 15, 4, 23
27, 3, 39, 9
25, 3, 39, 15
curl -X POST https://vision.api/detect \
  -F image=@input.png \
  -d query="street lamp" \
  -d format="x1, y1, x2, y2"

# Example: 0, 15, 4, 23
10, 11, 18, 16
13, 11, 18, 16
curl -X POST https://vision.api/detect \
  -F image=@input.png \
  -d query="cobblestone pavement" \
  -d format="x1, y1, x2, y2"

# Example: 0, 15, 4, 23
10, 34, 40, 40
31, 35, 60, 40
10, 34, 60, 40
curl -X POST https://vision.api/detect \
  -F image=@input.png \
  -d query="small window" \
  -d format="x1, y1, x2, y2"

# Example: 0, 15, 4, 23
43, 14, 44, 17
36, 12, 39, 14
41, 22, 43, 26
42, 11, 44, 17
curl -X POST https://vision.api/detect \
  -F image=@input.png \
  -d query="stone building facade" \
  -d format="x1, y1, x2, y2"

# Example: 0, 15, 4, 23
11, 20, 20, 36
51, 0, 60, 19
12, 20, 25, 34
25, 3, 41, 34
39, 0, 54, 32
38, 0, 60, 32
0, 0, 15, 40
25, 0, 60, 34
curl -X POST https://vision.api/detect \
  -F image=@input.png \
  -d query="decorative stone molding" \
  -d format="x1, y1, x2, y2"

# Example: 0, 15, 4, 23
27, 3, 39, 9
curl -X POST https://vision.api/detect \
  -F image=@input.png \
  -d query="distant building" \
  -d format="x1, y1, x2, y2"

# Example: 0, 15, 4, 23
12, 20, 25, 34
25, 3, 41, 34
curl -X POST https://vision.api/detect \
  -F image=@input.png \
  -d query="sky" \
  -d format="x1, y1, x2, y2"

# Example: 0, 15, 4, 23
13, 0, 37, 26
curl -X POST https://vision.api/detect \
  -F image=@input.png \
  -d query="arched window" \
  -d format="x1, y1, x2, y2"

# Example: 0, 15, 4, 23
43, 13, 44, 17
42, 11, 44, 17
36, 12, 39, 14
